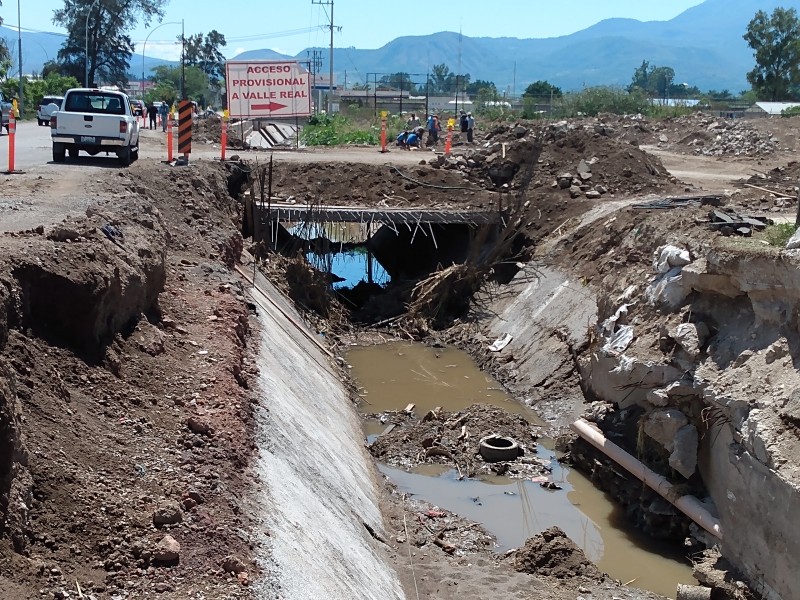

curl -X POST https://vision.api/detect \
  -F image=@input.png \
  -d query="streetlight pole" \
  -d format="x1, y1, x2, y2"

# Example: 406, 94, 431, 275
85, 0, 101, 87
141, 21, 181, 99
17, 0, 22, 116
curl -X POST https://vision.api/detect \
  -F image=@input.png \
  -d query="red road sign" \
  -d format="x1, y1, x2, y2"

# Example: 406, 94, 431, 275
225, 60, 311, 118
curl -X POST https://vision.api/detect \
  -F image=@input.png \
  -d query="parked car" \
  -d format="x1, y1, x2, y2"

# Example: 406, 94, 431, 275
130, 99, 145, 117
37, 95, 64, 126
50, 88, 140, 166
0, 91, 12, 133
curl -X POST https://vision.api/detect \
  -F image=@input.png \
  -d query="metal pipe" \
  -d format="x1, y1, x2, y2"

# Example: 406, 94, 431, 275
570, 418, 722, 539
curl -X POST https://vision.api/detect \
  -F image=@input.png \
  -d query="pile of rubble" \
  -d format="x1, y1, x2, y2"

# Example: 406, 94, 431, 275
430, 120, 679, 199
652, 114, 778, 156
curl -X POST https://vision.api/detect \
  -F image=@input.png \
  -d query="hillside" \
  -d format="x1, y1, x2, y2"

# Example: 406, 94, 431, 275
6, 0, 800, 91
236, 0, 800, 92
0, 26, 176, 79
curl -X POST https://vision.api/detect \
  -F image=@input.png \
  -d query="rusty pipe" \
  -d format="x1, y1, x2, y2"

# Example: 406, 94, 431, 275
570, 418, 722, 539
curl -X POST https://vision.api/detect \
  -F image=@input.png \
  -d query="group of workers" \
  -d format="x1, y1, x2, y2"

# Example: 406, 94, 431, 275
396, 110, 475, 149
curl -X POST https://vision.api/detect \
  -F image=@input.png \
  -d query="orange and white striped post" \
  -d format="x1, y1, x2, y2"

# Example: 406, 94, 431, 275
380, 110, 388, 153
166, 111, 174, 162
220, 110, 228, 161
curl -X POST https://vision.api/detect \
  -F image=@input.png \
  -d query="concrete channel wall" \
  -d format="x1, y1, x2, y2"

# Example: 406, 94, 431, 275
484, 264, 597, 428
248, 271, 404, 600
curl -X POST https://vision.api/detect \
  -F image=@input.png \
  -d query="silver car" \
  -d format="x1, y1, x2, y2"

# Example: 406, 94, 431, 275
37, 95, 64, 126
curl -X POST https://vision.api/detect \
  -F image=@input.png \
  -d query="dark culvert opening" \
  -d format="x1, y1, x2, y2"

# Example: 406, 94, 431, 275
264, 219, 523, 327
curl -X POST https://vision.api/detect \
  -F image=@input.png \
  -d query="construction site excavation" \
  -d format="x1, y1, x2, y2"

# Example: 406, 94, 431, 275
3, 107, 800, 600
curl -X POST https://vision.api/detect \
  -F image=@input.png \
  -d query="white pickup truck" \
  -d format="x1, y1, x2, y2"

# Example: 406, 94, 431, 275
50, 88, 140, 166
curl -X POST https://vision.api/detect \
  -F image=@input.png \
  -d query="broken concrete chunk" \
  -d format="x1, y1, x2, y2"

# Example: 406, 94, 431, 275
585, 190, 602, 199
786, 228, 800, 250
653, 245, 691, 274
577, 159, 592, 175
646, 388, 670, 407
643, 408, 689, 451
669, 424, 698, 478
765, 339, 789, 364
670, 323, 702, 358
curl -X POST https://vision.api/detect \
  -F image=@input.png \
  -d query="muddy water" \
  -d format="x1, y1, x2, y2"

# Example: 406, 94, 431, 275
347, 342, 696, 599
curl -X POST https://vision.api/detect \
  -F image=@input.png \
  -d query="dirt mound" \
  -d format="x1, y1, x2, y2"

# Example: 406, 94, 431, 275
513, 526, 603, 580
0, 161, 255, 599
438, 120, 679, 202
192, 116, 246, 148
266, 160, 495, 208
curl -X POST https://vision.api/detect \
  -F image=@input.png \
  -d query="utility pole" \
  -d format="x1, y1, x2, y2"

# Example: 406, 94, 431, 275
307, 49, 322, 112
180, 19, 186, 100
17, 0, 22, 116
312, 0, 335, 113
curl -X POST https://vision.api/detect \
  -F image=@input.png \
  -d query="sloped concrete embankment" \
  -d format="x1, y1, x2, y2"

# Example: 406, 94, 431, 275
585, 247, 800, 600
249, 272, 404, 600
477, 264, 597, 429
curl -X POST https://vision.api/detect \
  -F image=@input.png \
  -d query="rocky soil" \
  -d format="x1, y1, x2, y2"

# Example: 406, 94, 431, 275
0, 161, 257, 599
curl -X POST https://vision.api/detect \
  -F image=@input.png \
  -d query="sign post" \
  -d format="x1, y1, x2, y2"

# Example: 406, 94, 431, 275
5, 111, 19, 174
221, 109, 229, 161
225, 60, 312, 119
380, 110, 388, 153
166, 110, 174, 162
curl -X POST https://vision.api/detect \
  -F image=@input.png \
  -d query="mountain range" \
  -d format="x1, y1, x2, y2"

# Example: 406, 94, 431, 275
4, 0, 800, 93
236, 0, 800, 93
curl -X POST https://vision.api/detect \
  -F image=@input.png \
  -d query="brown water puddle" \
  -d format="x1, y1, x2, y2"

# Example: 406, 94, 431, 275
347, 341, 696, 599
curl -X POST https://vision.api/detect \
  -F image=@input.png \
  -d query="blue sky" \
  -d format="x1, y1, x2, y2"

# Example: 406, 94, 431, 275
12, 0, 704, 61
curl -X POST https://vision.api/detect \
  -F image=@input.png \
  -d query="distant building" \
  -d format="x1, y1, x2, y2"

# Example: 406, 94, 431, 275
650, 98, 701, 108
745, 101, 800, 116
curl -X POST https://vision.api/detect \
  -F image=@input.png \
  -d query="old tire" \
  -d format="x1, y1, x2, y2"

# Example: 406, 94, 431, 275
118, 144, 131, 167
479, 436, 521, 463
52, 143, 66, 163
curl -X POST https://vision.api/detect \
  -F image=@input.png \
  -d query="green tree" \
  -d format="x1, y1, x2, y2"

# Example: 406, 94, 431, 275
1, 73, 80, 114
0, 38, 11, 81
466, 79, 496, 96
378, 72, 416, 94
744, 7, 800, 101
183, 30, 227, 84
150, 64, 207, 102
428, 63, 470, 95
53, 0, 167, 87
649, 66, 675, 100
523, 80, 562, 98
430, 63, 452, 94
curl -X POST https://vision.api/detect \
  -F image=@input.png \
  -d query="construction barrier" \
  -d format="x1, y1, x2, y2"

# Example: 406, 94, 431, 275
380, 110, 387, 153
444, 118, 454, 156
6, 112, 15, 173
178, 100, 192, 161
166, 113, 174, 162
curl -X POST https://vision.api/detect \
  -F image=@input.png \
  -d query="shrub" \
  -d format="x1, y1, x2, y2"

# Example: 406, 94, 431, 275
765, 222, 797, 246
300, 114, 378, 146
